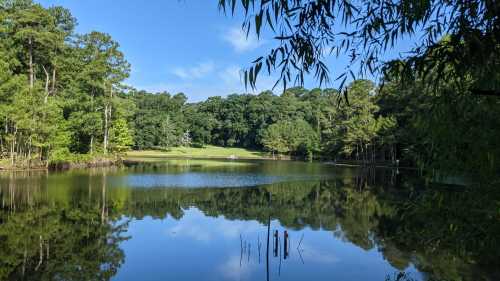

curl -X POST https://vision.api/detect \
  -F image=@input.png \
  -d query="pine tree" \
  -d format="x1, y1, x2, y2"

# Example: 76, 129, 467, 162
109, 118, 133, 153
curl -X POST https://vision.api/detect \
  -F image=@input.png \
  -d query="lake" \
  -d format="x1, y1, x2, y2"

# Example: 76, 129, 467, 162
0, 159, 498, 281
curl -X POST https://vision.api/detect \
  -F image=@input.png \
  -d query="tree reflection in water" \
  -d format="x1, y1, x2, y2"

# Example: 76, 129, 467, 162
0, 167, 498, 281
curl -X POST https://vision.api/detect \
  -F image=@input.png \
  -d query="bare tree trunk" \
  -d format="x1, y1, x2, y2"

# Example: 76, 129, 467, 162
11, 126, 17, 166
29, 38, 34, 89
103, 85, 114, 154
90, 92, 94, 154
103, 104, 109, 154
28, 136, 32, 169
35, 235, 43, 271
42, 66, 50, 103
1, 117, 7, 157
51, 68, 56, 94
22, 247, 27, 276
90, 135, 94, 154
10, 137, 14, 166
42, 65, 50, 104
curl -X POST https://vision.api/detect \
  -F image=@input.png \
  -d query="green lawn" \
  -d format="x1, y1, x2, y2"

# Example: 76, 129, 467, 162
125, 146, 270, 160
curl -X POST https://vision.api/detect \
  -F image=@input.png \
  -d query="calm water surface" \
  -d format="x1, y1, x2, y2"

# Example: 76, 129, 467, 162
0, 159, 498, 281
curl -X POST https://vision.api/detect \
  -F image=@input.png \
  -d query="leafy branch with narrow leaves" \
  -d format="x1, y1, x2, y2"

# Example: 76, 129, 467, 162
218, 0, 500, 96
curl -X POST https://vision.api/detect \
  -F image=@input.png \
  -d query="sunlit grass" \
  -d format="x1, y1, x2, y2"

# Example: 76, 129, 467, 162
124, 158, 255, 167
125, 146, 269, 160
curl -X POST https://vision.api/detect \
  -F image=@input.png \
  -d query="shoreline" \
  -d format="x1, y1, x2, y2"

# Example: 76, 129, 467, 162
0, 156, 121, 172
1, 147, 409, 171
124, 147, 274, 161
123, 154, 280, 161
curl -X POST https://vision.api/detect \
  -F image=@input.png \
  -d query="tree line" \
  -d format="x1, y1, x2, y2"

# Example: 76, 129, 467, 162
1, 0, 499, 176
129, 73, 500, 176
130, 81, 397, 164
0, 0, 132, 168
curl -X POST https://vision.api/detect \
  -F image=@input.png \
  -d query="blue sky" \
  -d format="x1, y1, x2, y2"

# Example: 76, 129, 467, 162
37, 0, 416, 102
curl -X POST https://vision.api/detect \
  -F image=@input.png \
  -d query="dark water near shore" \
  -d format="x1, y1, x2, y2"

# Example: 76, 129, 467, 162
0, 159, 499, 281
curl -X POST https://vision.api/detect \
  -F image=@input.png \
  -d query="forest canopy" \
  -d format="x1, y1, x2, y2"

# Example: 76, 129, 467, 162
0, 0, 499, 177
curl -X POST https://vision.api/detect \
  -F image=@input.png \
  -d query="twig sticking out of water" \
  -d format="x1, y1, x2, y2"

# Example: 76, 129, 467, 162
297, 247, 305, 264
296, 233, 305, 264
278, 235, 282, 276
248, 243, 251, 263
258, 235, 262, 264
297, 233, 304, 250
240, 234, 243, 267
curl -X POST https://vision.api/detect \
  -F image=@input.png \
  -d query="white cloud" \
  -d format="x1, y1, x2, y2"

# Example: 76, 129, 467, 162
134, 63, 279, 101
223, 26, 264, 52
172, 68, 189, 79
218, 65, 278, 93
171, 61, 215, 80
168, 223, 212, 242
135, 82, 182, 94
218, 255, 258, 281
300, 243, 340, 264
166, 208, 264, 242
219, 66, 242, 85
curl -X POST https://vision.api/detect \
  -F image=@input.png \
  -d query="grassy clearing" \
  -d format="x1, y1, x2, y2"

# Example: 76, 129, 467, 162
125, 146, 270, 160
121, 158, 256, 168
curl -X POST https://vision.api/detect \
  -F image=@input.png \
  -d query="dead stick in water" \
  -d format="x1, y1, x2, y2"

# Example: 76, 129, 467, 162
297, 233, 304, 250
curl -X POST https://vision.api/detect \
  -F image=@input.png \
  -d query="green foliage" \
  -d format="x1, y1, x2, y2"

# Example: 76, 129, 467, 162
0, 0, 130, 167
0, 0, 498, 176
377, 65, 500, 176
261, 119, 319, 157
131, 91, 186, 150
109, 118, 133, 153
219, 0, 500, 98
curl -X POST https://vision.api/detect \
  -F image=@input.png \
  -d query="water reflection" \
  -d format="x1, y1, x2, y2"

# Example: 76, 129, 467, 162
0, 161, 499, 281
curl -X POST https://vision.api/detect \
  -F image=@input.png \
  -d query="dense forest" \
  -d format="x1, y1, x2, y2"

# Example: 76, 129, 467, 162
1, 1, 499, 176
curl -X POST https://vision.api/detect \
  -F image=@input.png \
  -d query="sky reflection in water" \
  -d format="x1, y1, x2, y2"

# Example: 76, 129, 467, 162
1, 159, 498, 281
114, 208, 421, 281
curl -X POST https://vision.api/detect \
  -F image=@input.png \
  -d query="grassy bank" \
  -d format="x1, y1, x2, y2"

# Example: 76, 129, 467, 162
125, 146, 271, 160
0, 154, 120, 171
48, 154, 120, 170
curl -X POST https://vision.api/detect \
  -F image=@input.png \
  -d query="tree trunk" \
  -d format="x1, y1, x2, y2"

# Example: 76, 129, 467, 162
51, 68, 56, 94
28, 38, 34, 89
35, 235, 43, 271
90, 135, 94, 154
10, 136, 15, 166
103, 85, 114, 154
28, 137, 32, 169
103, 104, 109, 154
11, 126, 17, 166
42, 66, 50, 103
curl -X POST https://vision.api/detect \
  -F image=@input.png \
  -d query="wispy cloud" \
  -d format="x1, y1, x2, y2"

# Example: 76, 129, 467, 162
218, 255, 258, 281
219, 66, 242, 85
166, 208, 264, 242
171, 61, 215, 79
218, 65, 277, 93
222, 26, 264, 52
300, 243, 340, 264
135, 63, 278, 101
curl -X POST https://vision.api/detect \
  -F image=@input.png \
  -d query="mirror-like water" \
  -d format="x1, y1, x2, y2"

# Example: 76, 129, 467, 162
0, 159, 498, 281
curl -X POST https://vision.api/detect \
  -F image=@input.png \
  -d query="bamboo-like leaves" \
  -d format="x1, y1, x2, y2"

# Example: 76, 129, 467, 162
221, 0, 500, 96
